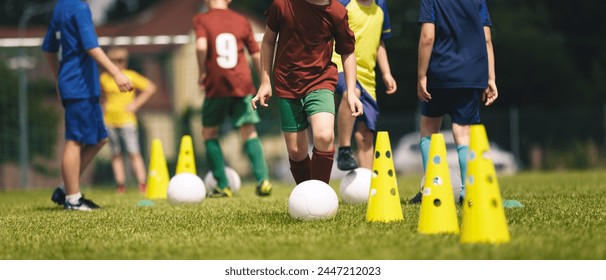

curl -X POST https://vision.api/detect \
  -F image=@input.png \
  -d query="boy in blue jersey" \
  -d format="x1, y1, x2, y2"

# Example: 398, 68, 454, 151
410, 0, 498, 204
43, 0, 133, 210
332, 0, 397, 171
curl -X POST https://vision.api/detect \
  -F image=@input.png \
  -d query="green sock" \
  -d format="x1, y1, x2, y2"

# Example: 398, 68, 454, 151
457, 144, 469, 199
244, 137, 269, 183
205, 139, 228, 188
420, 136, 431, 172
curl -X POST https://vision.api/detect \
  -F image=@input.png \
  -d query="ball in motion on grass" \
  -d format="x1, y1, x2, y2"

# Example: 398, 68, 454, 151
203, 167, 241, 194
288, 180, 339, 220
339, 167, 372, 204
167, 173, 206, 206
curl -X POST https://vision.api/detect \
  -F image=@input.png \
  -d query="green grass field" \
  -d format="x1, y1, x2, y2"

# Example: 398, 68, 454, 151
1, 170, 605, 260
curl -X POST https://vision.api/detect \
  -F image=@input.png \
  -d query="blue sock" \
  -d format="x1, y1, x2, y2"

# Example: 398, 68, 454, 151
420, 136, 431, 172
457, 145, 469, 199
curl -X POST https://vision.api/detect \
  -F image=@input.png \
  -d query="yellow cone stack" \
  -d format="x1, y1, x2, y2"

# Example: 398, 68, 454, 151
145, 139, 169, 199
175, 135, 197, 175
418, 133, 459, 234
460, 124, 510, 244
366, 131, 403, 223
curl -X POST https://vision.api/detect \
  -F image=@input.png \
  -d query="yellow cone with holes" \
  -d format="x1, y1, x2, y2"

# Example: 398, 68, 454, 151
460, 125, 510, 244
418, 133, 459, 234
146, 139, 169, 199
366, 131, 403, 222
176, 135, 197, 175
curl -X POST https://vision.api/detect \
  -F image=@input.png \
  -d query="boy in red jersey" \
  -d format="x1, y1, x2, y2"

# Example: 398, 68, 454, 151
193, 0, 272, 197
252, 0, 363, 184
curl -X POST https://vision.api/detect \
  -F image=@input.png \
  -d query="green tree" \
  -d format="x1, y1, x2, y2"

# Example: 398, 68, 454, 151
0, 63, 59, 163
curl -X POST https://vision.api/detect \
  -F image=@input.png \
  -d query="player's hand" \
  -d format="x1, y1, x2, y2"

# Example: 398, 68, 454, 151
346, 91, 363, 117
114, 72, 133, 92
383, 73, 397, 94
417, 76, 431, 102
252, 83, 272, 110
198, 72, 207, 91
483, 80, 498, 106
126, 102, 137, 113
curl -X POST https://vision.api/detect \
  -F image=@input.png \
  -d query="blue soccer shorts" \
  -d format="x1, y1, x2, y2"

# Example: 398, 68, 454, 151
62, 97, 108, 145
421, 88, 482, 125
335, 72, 380, 132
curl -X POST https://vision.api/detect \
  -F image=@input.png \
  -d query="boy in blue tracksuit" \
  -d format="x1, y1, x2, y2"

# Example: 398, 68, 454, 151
411, 0, 498, 204
42, 0, 133, 210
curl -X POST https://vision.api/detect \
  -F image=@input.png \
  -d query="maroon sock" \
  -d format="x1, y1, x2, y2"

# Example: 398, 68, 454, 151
289, 155, 311, 185
311, 146, 335, 184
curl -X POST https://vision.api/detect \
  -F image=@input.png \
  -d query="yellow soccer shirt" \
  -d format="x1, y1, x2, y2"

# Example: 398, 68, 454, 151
101, 69, 149, 127
332, 0, 392, 100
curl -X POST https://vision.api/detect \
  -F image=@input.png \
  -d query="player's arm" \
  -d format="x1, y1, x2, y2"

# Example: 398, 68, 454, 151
43, 52, 60, 101
251, 26, 277, 109
483, 26, 498, 106
251, 52, 261, 78
195, 36, 208, 90
417, 22, 435, 102
341, 52, 363, 117
128, 76, 157, 113
377, 40, 397, 94
88, 47, 133, 92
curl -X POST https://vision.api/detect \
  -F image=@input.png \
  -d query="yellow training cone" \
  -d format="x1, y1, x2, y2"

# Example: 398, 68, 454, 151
418, 134, 459, 234
146, 139, 169, 199
366, 131, 403, 223
176, 135, 197, 175
460, 124, 510, 244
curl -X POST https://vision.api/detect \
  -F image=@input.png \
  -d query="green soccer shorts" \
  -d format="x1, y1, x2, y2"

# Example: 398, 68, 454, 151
278, 89, 335, 132
202, 95, 260, 128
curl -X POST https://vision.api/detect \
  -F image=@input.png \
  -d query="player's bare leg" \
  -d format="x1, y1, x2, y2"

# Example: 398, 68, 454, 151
111, 154, 126, 192
129, 152, 147, 193
309, 112, 335, 183
354, 122, 374, 169
284, 130, 311, 184
62, 141, 83, 196
61, 140, 104, 210
336, 88, 361, 170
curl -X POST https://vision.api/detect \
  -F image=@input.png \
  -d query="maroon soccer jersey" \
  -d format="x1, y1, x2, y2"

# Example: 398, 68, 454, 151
193, 9, 260, 98
265, 0, 355, 99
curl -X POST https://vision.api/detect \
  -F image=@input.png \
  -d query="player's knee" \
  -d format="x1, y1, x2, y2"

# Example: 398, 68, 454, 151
239, 124, 257, 140
287, 146, 308, 161
202, 127, 219, 139
313, 132, 334, 148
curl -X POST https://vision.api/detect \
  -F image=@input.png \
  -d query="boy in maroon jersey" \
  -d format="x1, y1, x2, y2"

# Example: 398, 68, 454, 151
252, 0, 363, 184
193, 0, 272, 197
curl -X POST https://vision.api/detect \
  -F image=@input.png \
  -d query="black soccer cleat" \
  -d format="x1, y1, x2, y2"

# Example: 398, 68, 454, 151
64, 196, 101, 211
408, 191, 422, 204
51, 187, 66, 206
337, 147, 358, 171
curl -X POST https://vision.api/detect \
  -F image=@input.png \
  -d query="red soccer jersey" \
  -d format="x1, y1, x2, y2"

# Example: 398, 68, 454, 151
193, 8, 260, 98
265, 0, 355, 99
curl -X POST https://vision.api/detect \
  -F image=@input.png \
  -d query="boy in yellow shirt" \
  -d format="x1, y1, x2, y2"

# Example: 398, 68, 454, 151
101, 47, 156, 193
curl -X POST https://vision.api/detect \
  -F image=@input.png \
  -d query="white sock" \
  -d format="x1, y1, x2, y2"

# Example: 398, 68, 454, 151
59, 184, 65, 191
66, 193, 82, 204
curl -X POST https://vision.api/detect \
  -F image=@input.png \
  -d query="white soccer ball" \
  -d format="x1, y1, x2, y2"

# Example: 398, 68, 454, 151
167, 173, 206, 206
203, 167, 241, 194
339, 167, 372, 204
288, 180, 339, 220
420, 169, 463, 203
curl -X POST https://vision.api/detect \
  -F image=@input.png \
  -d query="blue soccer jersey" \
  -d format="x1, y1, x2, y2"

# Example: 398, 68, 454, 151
42, 0, 100, 100
418, 0, 492, 89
